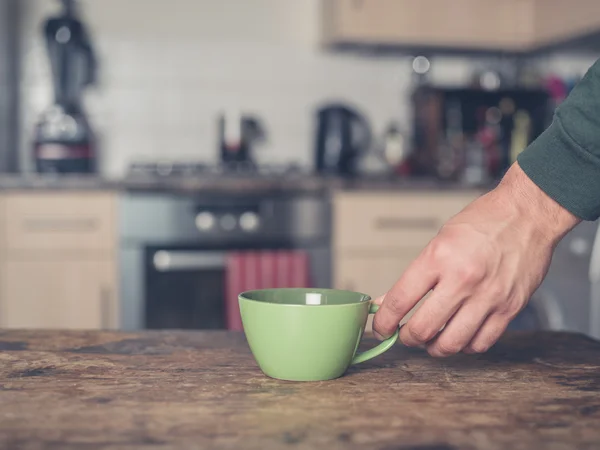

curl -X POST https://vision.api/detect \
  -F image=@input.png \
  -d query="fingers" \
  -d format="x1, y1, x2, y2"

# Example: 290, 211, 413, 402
372, 255, 438, 339
463, 314, 510, 354
399, 281, 466, 348
424, 300, 494, 357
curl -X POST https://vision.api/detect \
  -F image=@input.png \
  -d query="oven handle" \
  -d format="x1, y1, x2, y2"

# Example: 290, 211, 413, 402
153, 250, 226, 271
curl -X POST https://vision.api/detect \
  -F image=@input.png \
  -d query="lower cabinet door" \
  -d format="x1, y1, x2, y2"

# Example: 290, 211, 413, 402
0, 258, 117, 330
334, 250, 427, 333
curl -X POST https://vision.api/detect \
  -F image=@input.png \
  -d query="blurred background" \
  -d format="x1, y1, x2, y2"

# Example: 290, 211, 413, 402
1, 0, 600, 339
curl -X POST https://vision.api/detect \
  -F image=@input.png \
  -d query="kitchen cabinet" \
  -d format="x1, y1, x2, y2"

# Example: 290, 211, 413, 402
0, 191, 119, 330
332, 189, 480, 333
2, 191, 115, 252
333, 190, 480, 251
322, 0, 534, 51
322, 0, 600, 52
0, 259, 116, 329
534, 0, 600, 46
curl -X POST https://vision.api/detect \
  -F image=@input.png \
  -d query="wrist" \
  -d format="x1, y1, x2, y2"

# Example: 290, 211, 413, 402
494, 162, 581, 246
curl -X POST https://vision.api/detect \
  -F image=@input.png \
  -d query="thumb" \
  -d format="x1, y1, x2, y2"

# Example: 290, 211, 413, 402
372, 294, 386, 306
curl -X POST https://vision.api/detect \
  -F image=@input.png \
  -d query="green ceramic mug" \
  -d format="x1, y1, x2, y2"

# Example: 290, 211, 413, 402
239, 288, 399, 381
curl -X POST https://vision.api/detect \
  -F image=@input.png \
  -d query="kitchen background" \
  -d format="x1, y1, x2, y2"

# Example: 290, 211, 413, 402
1, 0, 600, 340
9, 0, 600, 175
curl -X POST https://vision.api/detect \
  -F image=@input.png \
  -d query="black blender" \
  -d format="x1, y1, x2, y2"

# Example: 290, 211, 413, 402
33, 0, 97, 174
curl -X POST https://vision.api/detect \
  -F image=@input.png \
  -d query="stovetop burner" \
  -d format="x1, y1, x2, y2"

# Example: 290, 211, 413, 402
127, 161, 306, 178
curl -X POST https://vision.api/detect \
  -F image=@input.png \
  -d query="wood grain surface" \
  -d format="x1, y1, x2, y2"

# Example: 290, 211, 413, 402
0, 330, 599, 450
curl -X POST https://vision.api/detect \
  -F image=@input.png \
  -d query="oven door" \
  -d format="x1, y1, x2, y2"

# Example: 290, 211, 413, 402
145, 248, 227, 330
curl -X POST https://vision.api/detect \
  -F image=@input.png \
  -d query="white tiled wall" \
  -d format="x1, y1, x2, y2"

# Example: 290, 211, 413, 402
17, 1, 598, 177
17, 0, 473, 177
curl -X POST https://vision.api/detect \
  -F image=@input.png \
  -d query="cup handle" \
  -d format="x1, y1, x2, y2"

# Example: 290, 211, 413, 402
351, 303, 399, 365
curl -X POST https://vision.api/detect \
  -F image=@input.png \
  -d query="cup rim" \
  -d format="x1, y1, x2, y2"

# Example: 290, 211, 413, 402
238, 287, 372, 308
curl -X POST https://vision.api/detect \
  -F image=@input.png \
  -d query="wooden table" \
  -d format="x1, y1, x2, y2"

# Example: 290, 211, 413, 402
0, 330, 599, 450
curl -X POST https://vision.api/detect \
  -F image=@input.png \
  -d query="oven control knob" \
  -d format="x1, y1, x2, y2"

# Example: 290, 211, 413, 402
240, 212, 259, 232
195, 212, 215, 231
220, 213, 236, 231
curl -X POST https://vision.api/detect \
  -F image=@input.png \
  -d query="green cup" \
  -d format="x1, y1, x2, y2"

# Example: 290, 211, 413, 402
239, 288, 399, 381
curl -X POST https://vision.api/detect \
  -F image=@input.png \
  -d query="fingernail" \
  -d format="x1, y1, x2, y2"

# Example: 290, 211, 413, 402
373, 330, 391, 341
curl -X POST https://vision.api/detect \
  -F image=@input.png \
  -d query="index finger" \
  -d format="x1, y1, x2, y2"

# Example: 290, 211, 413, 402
372, 254, 438, 339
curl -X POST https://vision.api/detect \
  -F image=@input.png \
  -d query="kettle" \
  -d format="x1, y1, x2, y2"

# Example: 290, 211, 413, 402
314, 103, 371, 176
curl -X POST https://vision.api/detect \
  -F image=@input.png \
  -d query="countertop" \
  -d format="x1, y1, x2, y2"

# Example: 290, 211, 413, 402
0, 330, 599, 449
0, 173, 495, 195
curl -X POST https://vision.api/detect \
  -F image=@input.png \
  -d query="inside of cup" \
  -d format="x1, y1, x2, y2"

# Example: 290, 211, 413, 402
241, 288, 370, 306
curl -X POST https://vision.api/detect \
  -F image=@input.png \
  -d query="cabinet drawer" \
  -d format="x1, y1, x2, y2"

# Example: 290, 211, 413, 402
3, 192, 116, 252
333, 191, 480, 250
0, 257, 118, 330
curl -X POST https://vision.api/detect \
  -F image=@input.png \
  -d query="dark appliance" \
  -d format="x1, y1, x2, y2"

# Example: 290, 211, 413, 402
410, 86, 550, 183
118, 187, 331, 331
0, 0, 19, 173
33, 0, 97, 174
217, 112, 265, 165
314, 103, 371, 176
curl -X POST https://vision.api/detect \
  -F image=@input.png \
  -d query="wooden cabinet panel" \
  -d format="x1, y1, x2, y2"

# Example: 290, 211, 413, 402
334, 250, 427, 333
3, 192, 116, 252
0, 192, 119, 331
323, 0, 534, 50
0, 258, 117, 330
335, 250, 419, 295
534, 0, 600, 45
334, 191, 479, 251
324, 0, 600, 51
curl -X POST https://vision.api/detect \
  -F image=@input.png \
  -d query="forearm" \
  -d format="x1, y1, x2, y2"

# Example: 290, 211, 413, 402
494, 162, 581, 246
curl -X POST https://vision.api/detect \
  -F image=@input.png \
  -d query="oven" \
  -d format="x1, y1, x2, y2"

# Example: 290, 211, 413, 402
118, 190, 331, 331
145, 248, 227, 329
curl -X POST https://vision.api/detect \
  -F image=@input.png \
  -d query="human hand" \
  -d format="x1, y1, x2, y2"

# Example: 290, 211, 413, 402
372, 163, 580, 357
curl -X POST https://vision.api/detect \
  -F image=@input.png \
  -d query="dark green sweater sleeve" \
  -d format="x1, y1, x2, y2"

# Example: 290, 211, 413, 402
518, 58, 600, 221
